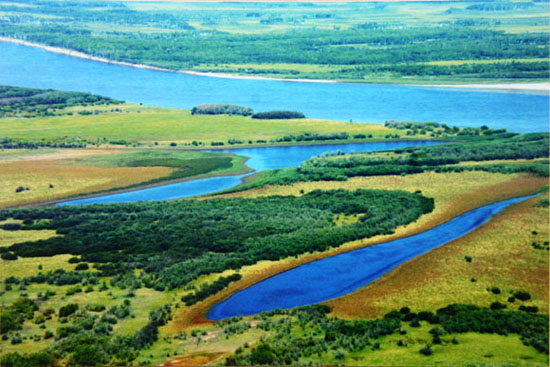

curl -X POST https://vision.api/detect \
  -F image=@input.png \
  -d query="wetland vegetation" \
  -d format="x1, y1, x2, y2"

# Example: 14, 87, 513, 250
0, 85, 548, 365
0, 2, 549, 366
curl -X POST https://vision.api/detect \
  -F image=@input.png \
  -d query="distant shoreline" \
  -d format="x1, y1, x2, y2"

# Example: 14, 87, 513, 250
2, 36, 549, 91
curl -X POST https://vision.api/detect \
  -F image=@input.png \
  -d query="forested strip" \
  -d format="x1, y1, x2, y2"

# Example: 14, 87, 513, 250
0, 85, 122, 118
233, 133, 549, 189
0, 0, 548, 80
2, 189, 434, 291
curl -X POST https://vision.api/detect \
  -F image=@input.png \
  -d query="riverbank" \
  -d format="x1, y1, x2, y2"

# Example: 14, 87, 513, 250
171, 172, 547, 328
2, 37, 548, 91
327, 191, 549, 318
4, 153, 252, 209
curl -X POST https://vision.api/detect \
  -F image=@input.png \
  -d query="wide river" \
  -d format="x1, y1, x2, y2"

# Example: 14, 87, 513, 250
208, 194, 536, 320
59, 141, 440, 205
1, 41, 548, 132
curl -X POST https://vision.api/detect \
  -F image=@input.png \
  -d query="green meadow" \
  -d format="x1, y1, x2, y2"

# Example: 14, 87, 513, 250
0, 104, 401, 147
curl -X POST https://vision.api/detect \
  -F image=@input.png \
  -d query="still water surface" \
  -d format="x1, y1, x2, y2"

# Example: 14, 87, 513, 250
208, 194, 536, 320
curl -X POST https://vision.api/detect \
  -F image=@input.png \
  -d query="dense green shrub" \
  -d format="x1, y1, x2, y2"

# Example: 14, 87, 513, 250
0, 351, 55, 367
74, 263, 89, 271
513, 291, 531, 301
59, 304, 78, 318
419, 345, 433, 355
181, 273, 242, 306
252, 111, 305, 119
191, 104, 253, 116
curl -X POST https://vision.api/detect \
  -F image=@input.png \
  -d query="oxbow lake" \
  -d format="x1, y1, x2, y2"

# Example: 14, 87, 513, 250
1, 41, 548, 132
208, 194, 537, 320
59, 141, 441, 205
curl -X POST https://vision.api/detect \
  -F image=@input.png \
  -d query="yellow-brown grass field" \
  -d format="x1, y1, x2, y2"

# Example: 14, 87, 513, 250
175, 170, 547, 328
326, 192, 549, 319
0, 149, 174, 208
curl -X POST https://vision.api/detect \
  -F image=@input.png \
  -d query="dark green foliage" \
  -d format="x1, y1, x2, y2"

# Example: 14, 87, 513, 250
1, 311, 21, 334
490, 286, 501, 294
0, 351, 55, 367
228, 303, 548, 365
19, 269, 99, 286
436, 304, 548, 353
275, 132, 350, 143
519, 305, 539, 313
74, 263, 89, 271
399, 306, 410, 314
1, 297, 38, 334
252, 111, 305, 119
133, 304, 172, 349
490, 302, 507, 310
181, 273, 242, 306
0, 223, 22, 231
88, 304, 106, 312
59, 304, 78, 318
5, 189, 433, 291
125, 156, 233, 186
1, 252, 18, 260
0, 137, 86, 149
191, 104, 253, 116
419, 345, 433, 355
69, 344, 108, 366
513, 290, 531, 301
464, 256, 472, 263
0, 85, 122, 118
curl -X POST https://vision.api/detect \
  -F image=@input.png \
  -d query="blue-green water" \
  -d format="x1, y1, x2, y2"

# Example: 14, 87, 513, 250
1, 41, 548, 132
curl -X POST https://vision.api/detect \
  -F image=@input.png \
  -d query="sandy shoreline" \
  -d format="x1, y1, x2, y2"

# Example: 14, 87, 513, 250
0, 37, 336, 84
1, 36, 549, 91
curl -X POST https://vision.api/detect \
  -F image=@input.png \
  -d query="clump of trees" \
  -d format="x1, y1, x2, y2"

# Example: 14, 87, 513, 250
0, 85, 123, 118
191, 104, 253, 116
181, 273, 242, 306
252, 111, 305, 119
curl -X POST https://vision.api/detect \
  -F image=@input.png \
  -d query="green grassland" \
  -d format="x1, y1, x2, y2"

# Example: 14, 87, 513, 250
0, 1, 548, 83
0, 103, 406, 147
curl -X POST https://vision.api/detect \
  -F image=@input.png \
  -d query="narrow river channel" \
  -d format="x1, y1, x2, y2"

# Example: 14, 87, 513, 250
59, 141, 440, 205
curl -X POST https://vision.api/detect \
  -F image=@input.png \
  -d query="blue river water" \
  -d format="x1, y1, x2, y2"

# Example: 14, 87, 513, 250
208, 194, 536, 320
1, 41, 548, 132
59, 141, 440, 205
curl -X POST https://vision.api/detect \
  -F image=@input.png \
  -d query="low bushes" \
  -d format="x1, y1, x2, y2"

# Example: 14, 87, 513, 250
252, 110, 305, 119
191, 104, 253, 116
